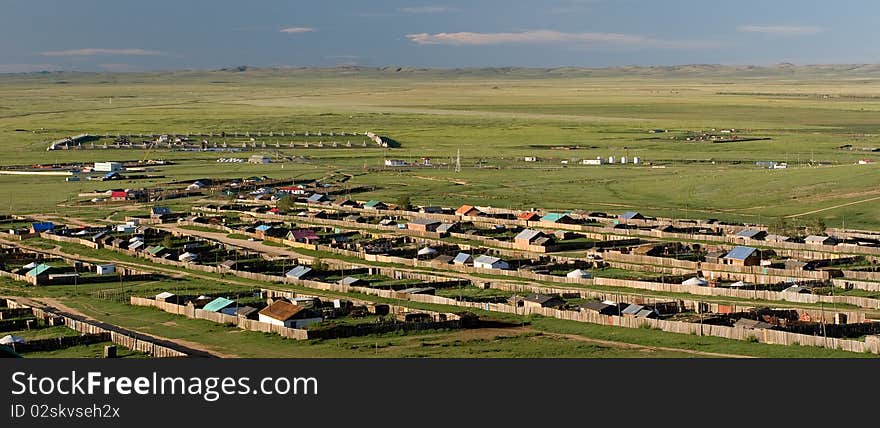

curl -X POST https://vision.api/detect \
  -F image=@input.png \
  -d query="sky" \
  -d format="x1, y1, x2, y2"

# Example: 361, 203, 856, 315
0, 0, 877, 73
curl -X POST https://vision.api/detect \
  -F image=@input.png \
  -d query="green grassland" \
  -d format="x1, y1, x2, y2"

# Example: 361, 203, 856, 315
2, 66, 880, 228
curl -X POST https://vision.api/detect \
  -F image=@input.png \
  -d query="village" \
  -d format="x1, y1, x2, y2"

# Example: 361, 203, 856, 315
4, 164, 880, 358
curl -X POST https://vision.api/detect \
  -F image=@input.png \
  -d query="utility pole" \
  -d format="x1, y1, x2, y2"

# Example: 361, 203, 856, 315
455, 148, 461, 173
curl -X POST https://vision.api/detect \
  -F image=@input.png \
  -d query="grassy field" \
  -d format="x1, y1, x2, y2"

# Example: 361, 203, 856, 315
0, 66, 879, 229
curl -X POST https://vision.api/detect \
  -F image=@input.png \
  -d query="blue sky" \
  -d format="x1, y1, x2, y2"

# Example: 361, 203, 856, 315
0, 0, 876, 72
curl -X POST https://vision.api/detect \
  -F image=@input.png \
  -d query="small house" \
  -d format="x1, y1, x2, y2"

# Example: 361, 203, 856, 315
514, 229, 546, 247
178, 252, 199, 263
540, 213, 576, 224
453, 253, 473, 266
95, 264, 116, 275
517, 212, 541, 222
407, 218, 441, 232
618, 211, 645, 221
29, 222, 54, 234
455, 205, 482, 217
287, 229, 320, 244
580, 301, 617, 315
235, 306, 260, 320
306, 193, 329, 204
722, 246, 761, 267
363, 200, 388, 210
735, 229, 767, 240
473, 255, 509, 270
805, 235, 837, 246
202, 297, 236, 313
339, 276, 368, 287
258, 300, 323, 328
285, 265, 314, 280
518, 294, 566, 310
155, 291, 176, 303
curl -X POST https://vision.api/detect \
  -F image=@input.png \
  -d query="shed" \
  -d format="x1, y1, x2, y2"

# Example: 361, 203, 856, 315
407, 218, 441, 232
258, 300, 322, 328
285, 265, 314, 280
735, 229, 767, 240
95, 264, 116, 275
452, 252, 473, 266
619, 211, 645, 221
473, 255, 509, 270
805, 235, 837, 246
364, 200, 388, 210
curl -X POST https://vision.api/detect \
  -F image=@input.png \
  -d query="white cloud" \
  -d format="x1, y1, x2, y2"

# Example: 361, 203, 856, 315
406, 30, 717, 49
280, 27, 316, 34
0, 64, 62, 73
736, 25, 826, 36
399, 6, 459, 14
39, 48, 166, 57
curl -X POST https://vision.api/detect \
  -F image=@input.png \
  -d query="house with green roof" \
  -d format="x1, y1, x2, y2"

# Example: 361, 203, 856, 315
25, 263, 52, 278
202, 297, 236, 313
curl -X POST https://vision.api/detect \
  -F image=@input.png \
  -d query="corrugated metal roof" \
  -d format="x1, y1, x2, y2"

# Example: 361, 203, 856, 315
725, 246, 758, 260
25, 264, 52, 277
540, 213, 567, 223
285, 265, 313, 279
202, 297, 235, 312
453, 253, 472, 264
474, 255, 501, 265
515, 229, 543, 242
255, 224, 272, 232
736, 229, 763, 238
619, 211, 642, 220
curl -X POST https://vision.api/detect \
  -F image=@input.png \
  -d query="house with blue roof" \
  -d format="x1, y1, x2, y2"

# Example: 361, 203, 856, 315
540, 213, 576, 224
721, 246, 761, 266
29, 222, 54, 234
619, 211, 645, 221
306, 193, 329, 204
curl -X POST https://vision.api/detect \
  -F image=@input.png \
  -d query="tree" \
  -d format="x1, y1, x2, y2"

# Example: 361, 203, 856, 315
806, 217, 826, 235
396, 194, 413, 211
161, 234, 175, 249
277, 196, 294, 213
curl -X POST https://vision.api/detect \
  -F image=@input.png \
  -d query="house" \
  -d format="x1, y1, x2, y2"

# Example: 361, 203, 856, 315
517, 212, 541, 222
235, 306, 260, 320
704, 250, 726, 264
94, 161, 123, 172
363, 200, 388, 210
248, 155, 271, 164
566, 269, 592, 279
155, 291, 176, 302
473, 255, 510, 270
178, 252, 199, 263
734, 318, 775, 330
202, 297, 236, 313
722, 246, 761, 266
343, 214, 365, 223
116, 224, 136, 234
620, 304, 659, 319
805, 235, 837, 246
146, 245, 168, 258
29, 222, 54, 234
339, 276, 368, 287
254, 224, 273, 238
455, 205, 482, 217
128, 240, 145, 251
517, 294, 566, 309
580, 301, 617, 315
618, 211, 645, 221
91, 230, 109, 243
284, 265, 314, 280
514, 229, 546, 247
95, 264, 115, 275
378, 218, 397, 226
540, 213, 576, 224
25, 263, 52, 279
453, 252, 473, 266
735, 229, 767, 240
257, 300, 323, 328
334, 199, 359, 208
110, 190, 128, 201
407, 218, 441, 232
287, 229, 320, 243
150, 207, 171, 220
419, 206, 444, 214
417, 247, 438, 258
435, 223, 459, 234
306, 193, 329, 204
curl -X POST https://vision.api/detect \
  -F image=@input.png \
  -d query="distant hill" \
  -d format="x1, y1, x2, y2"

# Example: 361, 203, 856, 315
5, 63, 880, 80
